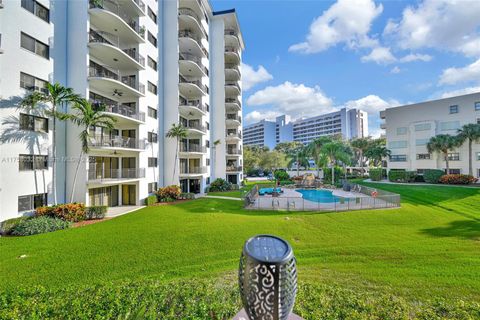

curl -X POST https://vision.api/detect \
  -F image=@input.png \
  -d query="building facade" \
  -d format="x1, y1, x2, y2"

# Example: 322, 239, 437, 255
243, 108, 368, 148
381, 92, 480, 177
0, 0, 244, 222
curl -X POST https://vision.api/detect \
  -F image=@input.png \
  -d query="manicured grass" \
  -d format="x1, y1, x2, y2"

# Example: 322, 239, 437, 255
1, 182, 480, 309
206, 190, 243, 198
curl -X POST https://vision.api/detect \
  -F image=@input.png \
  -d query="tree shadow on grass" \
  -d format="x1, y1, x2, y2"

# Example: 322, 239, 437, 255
421, 219, 480, 240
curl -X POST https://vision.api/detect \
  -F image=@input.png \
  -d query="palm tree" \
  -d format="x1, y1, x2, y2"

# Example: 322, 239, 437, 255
457, 124, 480, 176
64, 100, 116, 203
365, 138, 390, 167
166, 123, 188, 183
427, 134, 460, 174
307, 136, 332, 178
43, 83, 82, 204
350, 137, 370, 176
286, 145, 308, 176
321, 140, 350, 184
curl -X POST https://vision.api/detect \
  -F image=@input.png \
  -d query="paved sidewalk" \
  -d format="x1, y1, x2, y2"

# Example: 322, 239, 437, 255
204, 195, 243, 201
106, 206, 145, 217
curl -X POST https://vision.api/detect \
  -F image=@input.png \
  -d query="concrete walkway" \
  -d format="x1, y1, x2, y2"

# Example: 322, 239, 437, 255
106, 205, 145, 218
204, 195, 243, 201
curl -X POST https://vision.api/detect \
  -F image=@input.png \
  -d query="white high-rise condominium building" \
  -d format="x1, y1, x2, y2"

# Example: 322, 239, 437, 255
381, 92, 480, 177
244, 108, 368, 148
0, 0, 244, 222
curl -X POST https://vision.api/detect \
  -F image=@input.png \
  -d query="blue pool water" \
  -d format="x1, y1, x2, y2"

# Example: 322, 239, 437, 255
296, 189, 345, 203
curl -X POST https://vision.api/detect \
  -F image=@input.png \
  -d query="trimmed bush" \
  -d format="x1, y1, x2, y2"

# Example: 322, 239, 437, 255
369, 168, 383, 181
439, 174, 477, 185
279, 180, 295, 186
0, 216, 30, 235
156, 185, 181, 202
145, 195, 158, 206
85, 206, 107, 219
322, 167, 344, 184
178, 193, 195, 200
208, 178, 231, 192
35, 203, 86, 222
11, 216, 71, 236
424, 169, 445, 184
274, 170, 290, 181
405, 171, 416, 183
388, 170, 406, 182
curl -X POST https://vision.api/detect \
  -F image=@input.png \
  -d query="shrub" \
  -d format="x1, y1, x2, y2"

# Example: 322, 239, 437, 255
178, 193, 195, 200
145, 195, 158, 206
279, 180, 295, 186
388, 170, 406, 182
85, 206, 107, 220
322, 167, 344, 184
274, 170, 290, 181
439, 174, 477, 185
369, 168, 383, 181
156, 185, 181, 202
209, 178, 231, 192
11, 216, 71, 236
230, 184, 240, 190
424, 169, 445, 184
35, 203, 86, 222
405, 171, 417, 183
0, 216, 30, 235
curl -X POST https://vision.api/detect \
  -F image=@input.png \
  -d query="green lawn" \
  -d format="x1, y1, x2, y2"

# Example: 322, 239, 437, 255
1, 182, 480, 317
207, 179, 275, 198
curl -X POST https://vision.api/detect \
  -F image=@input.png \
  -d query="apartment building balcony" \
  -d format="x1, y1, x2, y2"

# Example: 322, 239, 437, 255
179, 75, 207, 97
88, 134, 146, 151
88, 167, 146, 184
91, 101, 145, 124
380, 122, 386, 130
226, 148, 242, 156
226, 166, 243, 172
179, 166, 207, 176
89, 0, 145, 44
179, 52, 207, 77
225, 98, 241, 111
225, 46, 240, 64
226, 132, 242, 141
182, 123, 207, 135
179, 30, 207, 58
179, 97, 207, 117
88, 64, 145, 98
178, 7, 207, 38
380, 110, 386, 119
89, 30, 145, 70
179, 144, 207, 154
226, 114, 242, 126
225, 81, 241, 96
225, 63, 241, 80
224, 29, 240, 48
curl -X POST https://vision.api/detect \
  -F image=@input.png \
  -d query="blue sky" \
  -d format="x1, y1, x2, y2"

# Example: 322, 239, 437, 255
212, 0, 480, 137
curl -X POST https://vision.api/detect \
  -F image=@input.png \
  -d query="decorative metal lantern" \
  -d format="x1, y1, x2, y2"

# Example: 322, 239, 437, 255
238, 235, 298, 320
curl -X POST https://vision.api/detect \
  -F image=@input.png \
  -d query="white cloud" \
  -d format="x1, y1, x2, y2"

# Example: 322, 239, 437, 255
246, 81, 335, 120
399, 53, 432, 63
289, 0, 383, 54
439, 86, 480, 99
390, 66, 401, 74
240, 63, 273, 91
244, 110, 282, 124
384, 0, 480, 57
361, 47, 396, 65
344, 95, 399, 115
438, 58, 480, 85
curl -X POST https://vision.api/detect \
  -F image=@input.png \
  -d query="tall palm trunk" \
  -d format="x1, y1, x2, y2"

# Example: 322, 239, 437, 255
444, 151, 450, 173
70, 151, 84, 203
52, 103, 57, 205
331, 161, 335, 184
468, 139, 473, 176
296, 153, 299, 176
172, 138, 179, 182
359, 150, 364, 175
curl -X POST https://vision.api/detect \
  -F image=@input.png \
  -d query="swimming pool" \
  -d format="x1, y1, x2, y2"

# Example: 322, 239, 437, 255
296, 189, 345, 203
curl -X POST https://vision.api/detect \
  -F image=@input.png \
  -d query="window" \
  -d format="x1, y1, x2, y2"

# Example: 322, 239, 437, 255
448, 153, 460, 161
205, 104, 209, 112
477, 152, 480, 161
396, 127, 407, 135
148, 107, 157, 119
416, 153, 431, 160
449, 105, 459, 114
148, 157, 157, 167
19, 113, 48, 132
206, 122, 209, 130
147, 56, 157, 70
21, 32, 49, 59
475, 102, 480, 111
148, 182, 158, 194
389, 141, 407, 149
148, 132, 157, 143
147, 31, 157, 47
448, 169, 461, 174
147, 81, 157, 95
206, 158, 210, 166
21, 0, 50, 23
390, 155, 407, 162
19, 154, 48, 171
18, 193, 47, 212
206, 177, 210, 185
415, 138, 430, 146
414, 123, 431, 131
20, 72, 48, 93
148, 6, 157, 23
205, 140, 210, 148
440, 121, 460, 131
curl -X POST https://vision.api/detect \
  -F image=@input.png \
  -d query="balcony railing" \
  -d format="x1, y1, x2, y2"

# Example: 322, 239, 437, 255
88, 134, 146, 150
106, 104, 145, 122
180, 144, 207, 153
180, 166, 207, 174
132, 0, 145, 12
88, 168, 146, 181
179, 97, 207, 113
89, 30, 145, 66
178, 30, 208, 56
226, 132, 242, 139
226, 166, 243, 172
179, 52, 207, 75
225, 81, 241, 91
89, 0, 145, 38
225, 63, 241, 74
225, 98, 241, 106
178, 7, 207, 36
182, 123, 207, 133
225, 29, 238, 37
226, 114, 242, 123
88, 65, 145, 94
227, 149, 242, 155
179, 75, 207, 94
225, 46, 239, 55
